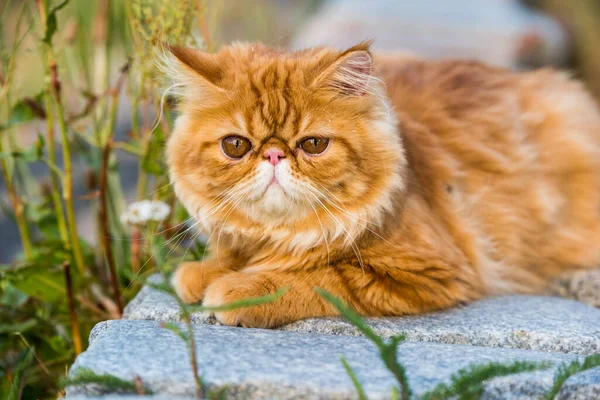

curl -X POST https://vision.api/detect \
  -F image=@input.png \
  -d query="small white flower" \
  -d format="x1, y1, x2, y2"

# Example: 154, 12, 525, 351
120, 200, 171, 226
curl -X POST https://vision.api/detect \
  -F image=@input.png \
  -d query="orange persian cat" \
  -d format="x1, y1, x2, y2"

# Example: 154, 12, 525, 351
163, 41, 600, 328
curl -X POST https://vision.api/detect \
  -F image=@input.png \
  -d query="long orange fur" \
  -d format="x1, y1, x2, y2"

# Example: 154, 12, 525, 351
163, 42, 600, 328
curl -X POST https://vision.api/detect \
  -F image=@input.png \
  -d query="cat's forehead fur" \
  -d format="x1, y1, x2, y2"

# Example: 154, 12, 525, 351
206, 41, 371, 84
166, 41, 376, 142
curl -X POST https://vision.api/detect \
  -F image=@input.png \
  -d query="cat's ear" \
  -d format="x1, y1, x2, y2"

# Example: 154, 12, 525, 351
158, 43, 227, 103
312, 44, 374, 97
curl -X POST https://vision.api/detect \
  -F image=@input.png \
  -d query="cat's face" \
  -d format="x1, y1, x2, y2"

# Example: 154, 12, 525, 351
164, 42, 405, 249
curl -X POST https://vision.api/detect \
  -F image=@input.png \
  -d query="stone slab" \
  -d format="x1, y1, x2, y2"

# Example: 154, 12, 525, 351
68, 319, 585, 400
557, 367, 600, 400
124, 275, 600, 355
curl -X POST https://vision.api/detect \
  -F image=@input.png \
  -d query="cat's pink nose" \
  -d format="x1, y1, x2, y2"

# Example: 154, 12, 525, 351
263, 148, 285, 166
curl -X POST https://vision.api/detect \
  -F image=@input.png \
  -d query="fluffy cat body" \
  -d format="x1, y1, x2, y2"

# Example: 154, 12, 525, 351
165, 42, 600, 328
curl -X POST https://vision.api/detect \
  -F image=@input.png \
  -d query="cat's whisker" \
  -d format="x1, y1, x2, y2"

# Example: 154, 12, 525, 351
123, 181, 250, 291
123, 225, 191, 294
215, 192, 249, 270
304, 193, 331, 268
194, 181, 255, 270
301, 188, 365, 273
193, 181, 250, 229
312, 181, 381, 227
305, 182, 396, 247
318, 196, 395, 247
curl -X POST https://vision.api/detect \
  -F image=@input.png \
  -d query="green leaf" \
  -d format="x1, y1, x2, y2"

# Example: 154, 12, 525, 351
8, 347, 35, 400
186, 287, 289, 313
70, 130, 99, 168
142, 125, 166, 175
207, 386, 229, 400
146, 281, 176, 296
341, 357, 368, 400
61, 367, 153, 394
314, 288, 384, 347
1, 134, 46, 162
42, 0, 70, 45
6, 264, 66, 304
545, 354, 600, 400
161, 322, 189, 342
0, 283, 29, 307
0, 93, 46, 131
0, 319, 37, 334
422, 360, 551, 400
46, 335, 69, 354
316, 288, 411, 399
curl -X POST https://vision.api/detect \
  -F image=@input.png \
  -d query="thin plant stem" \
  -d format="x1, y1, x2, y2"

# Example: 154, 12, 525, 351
131, 228, 141, 273
17, 333, 51, 376
181, 309, 202, 399
43, 79, 69, 246
154, 271, 203, 398
96, 61, 129, 316
63, 261, 83, 355
0, 4, 33, 259
0, 137, 32, 258
49, 59, 86, 275
99, 140, 123, 316
113, 141, 144, 156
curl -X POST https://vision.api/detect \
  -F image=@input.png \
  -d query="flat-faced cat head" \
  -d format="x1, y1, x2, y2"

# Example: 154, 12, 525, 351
162, 42, 406, 251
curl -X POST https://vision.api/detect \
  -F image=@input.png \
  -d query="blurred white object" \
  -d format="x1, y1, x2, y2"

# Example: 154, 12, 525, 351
120, 200, 171, 226
292, 0, 569, 68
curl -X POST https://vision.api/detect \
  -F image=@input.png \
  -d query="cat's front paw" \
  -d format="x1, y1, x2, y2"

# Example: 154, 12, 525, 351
171, 261, 226, 304
203, 272, 282, 328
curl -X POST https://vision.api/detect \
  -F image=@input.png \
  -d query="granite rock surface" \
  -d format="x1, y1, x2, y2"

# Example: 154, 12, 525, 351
124, 275, 600, 355
68, 320, 583, 399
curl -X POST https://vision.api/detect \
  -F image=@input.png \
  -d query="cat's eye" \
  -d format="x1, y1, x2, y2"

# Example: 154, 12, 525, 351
221, 135, 252, 159
299, 137, 329, 155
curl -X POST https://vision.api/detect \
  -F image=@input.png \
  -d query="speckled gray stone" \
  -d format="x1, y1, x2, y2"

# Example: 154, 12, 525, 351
68, 320, 582, 399
481, 371, 555, 399
125, 275, 600, 355
123, 275, 210, 324
282, 296, 600, 355
556, 367, 600, 400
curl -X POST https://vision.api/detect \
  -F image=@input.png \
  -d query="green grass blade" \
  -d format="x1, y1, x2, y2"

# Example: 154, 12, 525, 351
187, 287, 289, 313
341, 357, 368, 400
314, 288, 384, 348
421, 360, 551, 400
8, 346, 35, 400
0, 319, 37, 334
61, 367, 153, 394
316, 288, 412, 399
545, 354, 600, 400
146, 281, 176, 296
382, 336, 411, 400
161, 322, 189, 342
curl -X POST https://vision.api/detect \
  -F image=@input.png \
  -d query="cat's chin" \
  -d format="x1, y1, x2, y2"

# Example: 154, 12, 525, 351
260, 184, 290, 214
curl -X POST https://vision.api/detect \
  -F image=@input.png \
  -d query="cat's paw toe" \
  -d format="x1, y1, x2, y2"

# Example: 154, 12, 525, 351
171, 262, 204, 304
203, 273, 275, 328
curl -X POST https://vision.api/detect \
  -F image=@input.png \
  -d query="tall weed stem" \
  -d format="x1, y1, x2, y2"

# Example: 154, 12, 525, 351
49, 59, 86, 275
